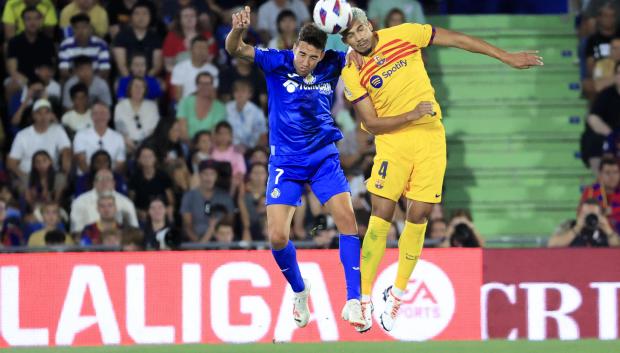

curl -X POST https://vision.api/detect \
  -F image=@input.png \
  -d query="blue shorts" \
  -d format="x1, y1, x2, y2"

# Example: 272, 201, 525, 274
266, 143, 350, 206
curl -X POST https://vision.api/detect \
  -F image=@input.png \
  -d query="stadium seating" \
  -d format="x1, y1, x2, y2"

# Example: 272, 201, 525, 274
426, 15, 591, 244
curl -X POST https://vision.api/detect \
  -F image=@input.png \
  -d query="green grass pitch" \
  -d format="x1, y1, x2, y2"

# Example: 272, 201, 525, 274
5, 340, 620, 353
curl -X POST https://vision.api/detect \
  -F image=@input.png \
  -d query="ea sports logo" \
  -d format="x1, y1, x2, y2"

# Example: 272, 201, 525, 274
373, 260, 455, 341
370, 75, 383, 88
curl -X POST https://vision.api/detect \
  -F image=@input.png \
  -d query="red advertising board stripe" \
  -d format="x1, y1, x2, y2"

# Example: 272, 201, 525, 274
0, 249, 482, 347
483, 248, 620, 340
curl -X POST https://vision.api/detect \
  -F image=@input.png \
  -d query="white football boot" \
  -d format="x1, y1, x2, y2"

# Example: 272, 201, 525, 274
379, 286, 402, 331
342, 299, 373, 332
293, 279, 311, 327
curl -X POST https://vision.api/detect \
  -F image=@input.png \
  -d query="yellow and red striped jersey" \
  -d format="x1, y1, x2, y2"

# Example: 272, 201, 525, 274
342, 23, 441, 127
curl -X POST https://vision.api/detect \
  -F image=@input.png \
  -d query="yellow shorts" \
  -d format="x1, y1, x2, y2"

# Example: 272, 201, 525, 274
366, 120, 446, 203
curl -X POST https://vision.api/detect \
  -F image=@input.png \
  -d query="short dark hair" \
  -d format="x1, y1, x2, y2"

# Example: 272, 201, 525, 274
615, 60, 620, 74
44, 229, 66, 246
599, 156, 619, 171
70, 82, 89, 99
195, 71, 214, 85
276, 9, 297, 33
131, 0, 152, 16
297, 23, 327, 50
215, 121, 232, 133
70, 13, 90, 26
21, 6, 41, 19
190, 35, 208, 47
73, 55, 93, 68
232, 79, 253, 93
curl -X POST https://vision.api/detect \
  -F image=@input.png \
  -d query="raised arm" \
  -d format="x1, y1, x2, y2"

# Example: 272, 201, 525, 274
432, 27, 544, 69
352, 97, 434, 135
225, 6, 255, 62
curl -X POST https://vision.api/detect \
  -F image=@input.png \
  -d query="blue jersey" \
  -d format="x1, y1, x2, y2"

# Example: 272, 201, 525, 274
254, 47, 345, 156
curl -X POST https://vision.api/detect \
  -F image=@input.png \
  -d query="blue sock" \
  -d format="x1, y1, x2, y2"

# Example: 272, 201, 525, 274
339, 234, 361, 300
272, 241, 305, 293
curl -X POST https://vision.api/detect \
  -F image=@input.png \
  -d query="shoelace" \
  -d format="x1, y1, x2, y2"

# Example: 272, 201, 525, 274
390, 293, 402, 318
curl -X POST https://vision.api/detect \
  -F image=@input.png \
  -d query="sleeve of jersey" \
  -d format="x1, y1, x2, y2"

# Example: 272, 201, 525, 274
253, 47, 285, 73
341, 65, 369, 104
401, 23, 436, 48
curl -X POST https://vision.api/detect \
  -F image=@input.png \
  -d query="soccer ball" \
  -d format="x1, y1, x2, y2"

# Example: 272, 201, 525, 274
313, 0, 352, 34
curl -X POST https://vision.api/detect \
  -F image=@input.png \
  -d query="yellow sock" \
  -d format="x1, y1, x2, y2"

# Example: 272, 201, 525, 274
394, 221, 427, 291
361, 216, 391, 296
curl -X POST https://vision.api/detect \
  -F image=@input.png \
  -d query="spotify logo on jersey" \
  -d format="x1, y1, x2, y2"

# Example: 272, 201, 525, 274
370, 75, 383, 88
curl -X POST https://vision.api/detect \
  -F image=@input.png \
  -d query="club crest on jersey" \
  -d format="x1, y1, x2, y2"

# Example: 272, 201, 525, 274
303, 73, 316, 84
271, 188, 281, 199
374, 54, 386, 66
374, 179, 384, 189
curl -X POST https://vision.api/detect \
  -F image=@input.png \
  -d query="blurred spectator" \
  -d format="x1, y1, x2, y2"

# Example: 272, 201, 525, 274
2, 0, 57, 40
384, 8, 406, 28
163, 5, 217, 73
101, 228, 122, 247
4, 6, 56, 102
58, 14, 110, 80
267, 9, 297, 50
106, 0, 137, 39
116, 52, 163, 100
580, 0, 620, 38
581, 62, 620, 170
80, 192, 121, 245
59, 0, 109, 38
171, 35, 219, 100
593, 38, 620, 92
73, 101, 126, 174
146, 119, 189, 167
579, 157, 620, 231
0, 198, 24, 246
257, 0, 309, 41
180, 159, 234, 242
70, 169, 138, 233
28, 201, 72, 246
128, 145, 174, 222
367, 1, 425, 29
212, 217, 235, 245
11, 69, 61, 129
246, 146, 269, 165
44, 229, 68, 246
190, 130, 212, 172
238, 163, 267, 242
114, 77, 160, 153
446, 211, 484, 247
339, 121, 374, 173
24, 150, 66, 210
168, 159, 194, 223
225, 79, 267, 150
218, 57, 267, 107
549, 198, 620, 247
425, 218, 449, 247
583, 3, 620, 101
7, 99, 71, 189
74, 150, 128, 197
177, 72, 226, 141
62, 56, 112, 109
61, 83, 93, 135
113, 1, 163, 77
142, 197, 173, 249
121, 227, 144, 251
161, 0, 211, 27
211, 121, 246, 193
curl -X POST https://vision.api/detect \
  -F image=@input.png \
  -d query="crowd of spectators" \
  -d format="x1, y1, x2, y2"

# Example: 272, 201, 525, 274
0, 0, 484, 251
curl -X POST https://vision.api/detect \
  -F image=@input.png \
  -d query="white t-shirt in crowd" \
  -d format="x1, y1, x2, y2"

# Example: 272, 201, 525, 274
73, 127, 126, 168
9, 124, 71, 173
61, 109, 93, 132
171, 59, 219, 99
114, 99, 160, 143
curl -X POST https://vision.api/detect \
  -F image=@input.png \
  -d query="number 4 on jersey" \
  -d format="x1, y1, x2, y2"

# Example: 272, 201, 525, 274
378, 161, 388, 179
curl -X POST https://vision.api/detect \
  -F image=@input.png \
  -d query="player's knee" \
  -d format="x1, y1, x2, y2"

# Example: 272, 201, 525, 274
267, 225, 289, 249
407, 205, 433, 224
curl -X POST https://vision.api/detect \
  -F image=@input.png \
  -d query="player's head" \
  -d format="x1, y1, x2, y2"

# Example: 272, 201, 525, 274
341, 7, 374, 56
293, 23, 327, 77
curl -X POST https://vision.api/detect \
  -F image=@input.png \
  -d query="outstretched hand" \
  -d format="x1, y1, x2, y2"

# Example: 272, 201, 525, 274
232, 6, 251, 30
501, 50, 544, 69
